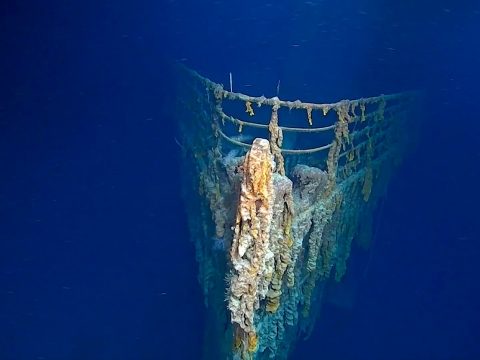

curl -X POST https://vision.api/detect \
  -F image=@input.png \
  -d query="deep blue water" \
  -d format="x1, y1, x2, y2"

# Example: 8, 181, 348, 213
1, 0, 479, 359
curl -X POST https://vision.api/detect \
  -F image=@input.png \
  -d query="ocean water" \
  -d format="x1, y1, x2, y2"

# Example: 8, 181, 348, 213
1, 0, 479, 359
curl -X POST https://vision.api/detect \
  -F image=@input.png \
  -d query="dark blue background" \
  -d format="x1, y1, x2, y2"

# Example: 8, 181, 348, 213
1, 0, 478, 359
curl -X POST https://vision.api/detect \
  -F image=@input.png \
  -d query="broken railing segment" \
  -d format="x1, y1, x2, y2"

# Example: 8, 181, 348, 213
177, 65, 418, 360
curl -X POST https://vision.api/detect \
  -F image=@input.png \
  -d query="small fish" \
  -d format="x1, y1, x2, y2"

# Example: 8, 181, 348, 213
174, 137, 186, 151
230, 134, 254, 144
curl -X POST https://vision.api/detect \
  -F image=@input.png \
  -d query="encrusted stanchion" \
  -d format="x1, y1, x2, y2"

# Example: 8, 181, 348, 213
176, 65, 418, 360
